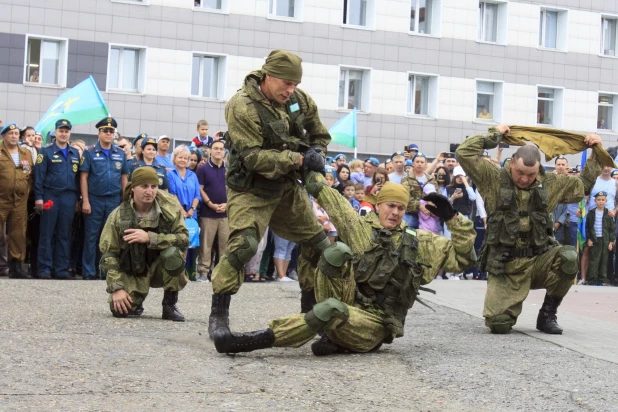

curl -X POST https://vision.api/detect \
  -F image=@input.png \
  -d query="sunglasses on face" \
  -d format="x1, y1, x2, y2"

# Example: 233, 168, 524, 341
100, 129, 115, 134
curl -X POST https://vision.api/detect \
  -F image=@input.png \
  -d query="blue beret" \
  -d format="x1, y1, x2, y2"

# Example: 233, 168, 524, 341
391, 151, 405, 159
0, 122, 18, 135
405, 159, 413, 166
189, 146, 202, 162
595, 191, 608, 197
412, 152, 426, 161
365, 157, 379, 167
334, 153, 347, 160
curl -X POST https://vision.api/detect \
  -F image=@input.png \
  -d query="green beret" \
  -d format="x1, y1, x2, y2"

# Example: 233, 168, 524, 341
262, 50, 303, 84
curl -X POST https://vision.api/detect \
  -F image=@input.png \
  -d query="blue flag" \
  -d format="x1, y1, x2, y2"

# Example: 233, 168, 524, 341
329, 108, 357, 149
35, 76, 109, 143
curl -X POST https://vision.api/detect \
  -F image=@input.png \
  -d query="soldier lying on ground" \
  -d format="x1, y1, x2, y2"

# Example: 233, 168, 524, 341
213, 174, 477, 356
100, 167, 189, 321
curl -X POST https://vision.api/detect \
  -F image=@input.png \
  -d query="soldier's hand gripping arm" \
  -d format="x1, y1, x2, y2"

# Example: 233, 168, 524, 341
305, 171, 372, 255
416, 212, 477, 285
225, 98, 302, 180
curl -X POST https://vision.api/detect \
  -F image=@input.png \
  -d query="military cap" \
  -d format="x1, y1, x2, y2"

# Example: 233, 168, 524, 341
95, 117, 117, 129
405, 159, 413, 167
364, 157, 379, 167
262, 50, 303, 84
158, 135, 171, 142
0, 122, 18, 135
444, 152, 456, 159
407, 144, 419, 151
595, 191, 608, 197
391, 151, 405, 159
334, 153, 347, 161
134, 133, 147, 144
611, 169, 618, 177
412, 152, 427, 161
325, 156, 334, 164
55, 119, 72, 130
141, 136, 158, 149
555, 155, 567, 164
385, 159, 392, 164
325, 165, 337, 179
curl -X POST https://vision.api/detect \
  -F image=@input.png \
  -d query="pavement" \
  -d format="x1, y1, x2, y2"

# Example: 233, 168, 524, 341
1, 278, 617, 411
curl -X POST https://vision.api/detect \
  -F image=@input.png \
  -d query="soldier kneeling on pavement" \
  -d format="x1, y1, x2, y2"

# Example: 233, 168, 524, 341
99, 167, 189, 321
213, 174, 477, 356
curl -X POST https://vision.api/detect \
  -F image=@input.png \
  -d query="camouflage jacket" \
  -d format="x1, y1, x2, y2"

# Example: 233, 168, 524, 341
101, 190, 189, 293
224, 70, 331, 181
401, 172, 438, 213
310, 172, 477, 287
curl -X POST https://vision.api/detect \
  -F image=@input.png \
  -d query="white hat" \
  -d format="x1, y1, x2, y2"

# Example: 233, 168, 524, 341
453, 166, 466, 177
157, 135, 171, 142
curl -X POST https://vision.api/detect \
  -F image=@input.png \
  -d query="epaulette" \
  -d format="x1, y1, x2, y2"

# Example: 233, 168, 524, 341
43, 143, 53, 148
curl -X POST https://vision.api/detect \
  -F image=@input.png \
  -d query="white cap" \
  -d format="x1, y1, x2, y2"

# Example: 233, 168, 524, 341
158, 135, 171, 142
453, 166, 466, 177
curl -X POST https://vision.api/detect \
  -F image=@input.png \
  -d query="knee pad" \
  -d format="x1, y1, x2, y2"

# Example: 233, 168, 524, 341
160, 247, 186, 277
309, 230, 331, 252
318, 241, 353, 279
486, 314, 515, 334
227, 228, 259, 271
554, 246, 578, 278
304, 298, 350, 333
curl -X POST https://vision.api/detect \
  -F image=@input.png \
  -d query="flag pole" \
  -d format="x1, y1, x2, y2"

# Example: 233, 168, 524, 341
353, 107, 357, 158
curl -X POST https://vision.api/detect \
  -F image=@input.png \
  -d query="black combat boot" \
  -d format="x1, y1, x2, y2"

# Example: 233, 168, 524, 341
213, 328, 275, 354
9, 259, 31, 279
311, 334, 347, 356
300, 290, 317, 313
536, 294, 564, 334
162, 290, 185, 322
208, 294, 231, 339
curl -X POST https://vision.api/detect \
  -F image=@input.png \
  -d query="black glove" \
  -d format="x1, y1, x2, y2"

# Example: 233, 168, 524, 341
303, 148, 326, 174
422, 192, 457, 221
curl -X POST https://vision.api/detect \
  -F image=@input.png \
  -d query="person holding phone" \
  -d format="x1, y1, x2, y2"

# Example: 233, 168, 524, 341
446, 166, 476, 219
368, 167, 389, 195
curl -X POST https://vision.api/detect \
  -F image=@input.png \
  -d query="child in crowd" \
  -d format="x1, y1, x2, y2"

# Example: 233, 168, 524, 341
404, 159, 413, 175
324, 166, 337, 189
354, 183, 374, 216
586, 191, 615, 286
349, 159, 364, 174
341, 180, 360, 213
418, 183, 440, 234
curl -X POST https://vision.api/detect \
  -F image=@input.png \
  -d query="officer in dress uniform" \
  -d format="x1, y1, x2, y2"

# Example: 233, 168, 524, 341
128, 136, 169, 191
34, 119, 81, 279
79, 117, 130, 280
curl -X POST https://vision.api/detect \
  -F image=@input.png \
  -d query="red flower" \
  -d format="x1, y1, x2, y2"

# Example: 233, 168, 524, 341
43, 200, 54, 210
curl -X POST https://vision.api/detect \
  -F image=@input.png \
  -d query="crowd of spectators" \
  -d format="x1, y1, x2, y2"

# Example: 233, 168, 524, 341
0, 117, 617, 287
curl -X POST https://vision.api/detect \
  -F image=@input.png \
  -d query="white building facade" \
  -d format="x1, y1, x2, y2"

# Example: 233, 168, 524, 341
1, 0, 618, 156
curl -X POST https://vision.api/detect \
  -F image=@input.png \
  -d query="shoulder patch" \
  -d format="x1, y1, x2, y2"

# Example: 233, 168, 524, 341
36, 153, 43, 164
406, 228, 417, 237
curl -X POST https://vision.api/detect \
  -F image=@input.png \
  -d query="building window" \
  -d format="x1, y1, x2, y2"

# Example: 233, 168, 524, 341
343, 0, 375, 28
475, 80, 503, 122
269, 0, 302, 19
107, 46, 146, 93
194, 0, 221, 9
537, 87, 563, 127
410, 0, 434, 34
539, 8, 568, 51
407, 74, 438, 117
24, 36, 68, 87
601, 17, 617, 57
477, 1, 507, 44
338, 67, 371, 111
191, 54, 226, 100
598, 94, 615, 131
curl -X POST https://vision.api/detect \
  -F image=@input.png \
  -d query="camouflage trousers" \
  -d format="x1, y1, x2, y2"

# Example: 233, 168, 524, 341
484, 246, 576, 330
587, 238, 609, 284
268, 264, 389, 353
212, 182, 324, 295
106, 258, 188, 313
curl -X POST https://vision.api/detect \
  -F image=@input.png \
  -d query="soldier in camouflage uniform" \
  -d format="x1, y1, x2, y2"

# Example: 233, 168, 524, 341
457, 124, 603, 334
100, 167, 189, 321
208, 50, 332, 338
212, 174, 477, 355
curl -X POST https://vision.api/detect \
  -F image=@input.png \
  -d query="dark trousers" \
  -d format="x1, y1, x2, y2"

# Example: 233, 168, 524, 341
37, 191, 77, 277
82, 194, 121, 277
588, 237, 609, 284
471, 216, 486, 279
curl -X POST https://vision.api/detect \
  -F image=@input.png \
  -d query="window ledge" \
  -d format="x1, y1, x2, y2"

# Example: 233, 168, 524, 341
266, 14, 303, 23
537, 46, 568, 54
408, 32, 441, 39
597, 129, 617, 134
336, 108, 369, 115
475, 40, 506, 47
188, 96, 226, 103
193, 7, 228, 14
341, 24, 375, 32
473, 119, 498, 125
106, 89, 145, 96
24, 82, 65, 89
599, 53, 618, 59
405, 114, 436, 120
111, 0, 149, 5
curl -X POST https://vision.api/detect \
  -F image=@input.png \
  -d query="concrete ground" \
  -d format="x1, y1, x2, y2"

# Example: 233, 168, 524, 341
1, 278, 617, 411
